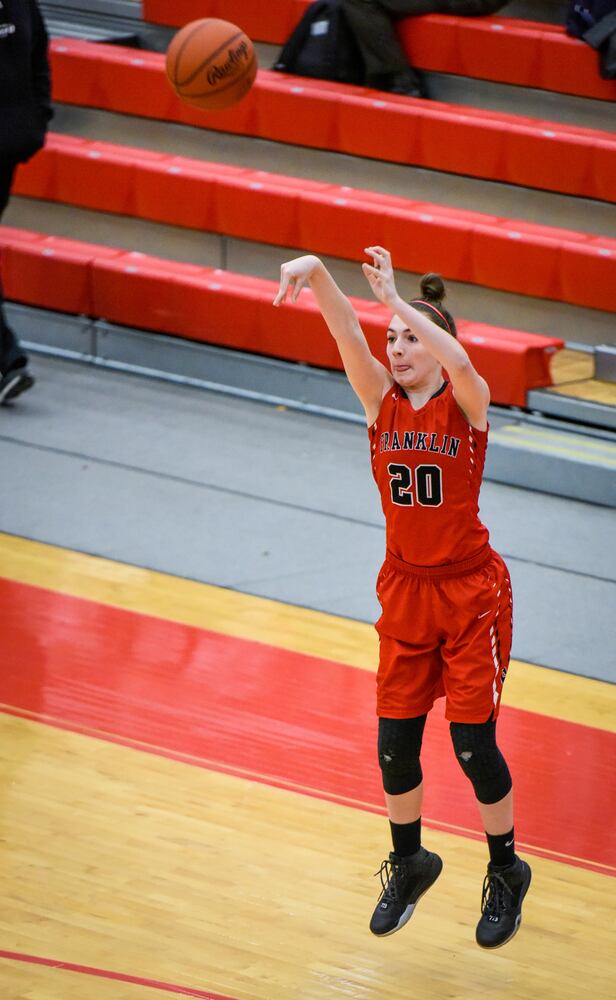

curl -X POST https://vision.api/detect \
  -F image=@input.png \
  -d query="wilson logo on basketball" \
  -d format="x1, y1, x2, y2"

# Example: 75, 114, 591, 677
207, 41, 251, 85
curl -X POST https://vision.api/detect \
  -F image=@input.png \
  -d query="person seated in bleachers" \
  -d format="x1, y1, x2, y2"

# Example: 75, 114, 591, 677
341, 0, 508, 96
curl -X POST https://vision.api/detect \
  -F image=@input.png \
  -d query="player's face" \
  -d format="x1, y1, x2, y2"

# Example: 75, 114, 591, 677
386, 315, 441, 387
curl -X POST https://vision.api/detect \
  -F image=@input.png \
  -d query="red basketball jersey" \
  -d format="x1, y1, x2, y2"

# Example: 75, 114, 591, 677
369, 381, 490, 566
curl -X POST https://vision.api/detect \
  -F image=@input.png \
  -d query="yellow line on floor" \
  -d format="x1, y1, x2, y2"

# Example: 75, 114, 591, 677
492, 427, 616, 466
1, 533, 614, 733
499, 427, 616, 453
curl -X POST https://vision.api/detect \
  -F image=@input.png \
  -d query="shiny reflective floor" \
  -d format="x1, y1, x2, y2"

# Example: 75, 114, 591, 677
1, 533, 614, 1000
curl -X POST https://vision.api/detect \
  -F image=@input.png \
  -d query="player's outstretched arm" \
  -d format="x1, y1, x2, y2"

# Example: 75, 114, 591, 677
274, 254, 392, 423
362, 247, 490, 429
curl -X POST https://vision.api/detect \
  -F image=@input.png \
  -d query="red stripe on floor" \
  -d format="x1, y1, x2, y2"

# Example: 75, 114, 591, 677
0, 950, 235, 998
1, 579, 614, 873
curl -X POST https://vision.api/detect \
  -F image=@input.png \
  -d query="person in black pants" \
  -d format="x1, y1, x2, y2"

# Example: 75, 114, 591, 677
341, 0, 507, 96
0, 0, 53, 404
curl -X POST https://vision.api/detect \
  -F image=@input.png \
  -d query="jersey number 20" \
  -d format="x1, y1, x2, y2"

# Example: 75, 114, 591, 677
388, 463, 443, 507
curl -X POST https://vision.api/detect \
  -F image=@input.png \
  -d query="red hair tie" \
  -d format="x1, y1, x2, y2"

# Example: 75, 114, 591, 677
411, 299, 452, 335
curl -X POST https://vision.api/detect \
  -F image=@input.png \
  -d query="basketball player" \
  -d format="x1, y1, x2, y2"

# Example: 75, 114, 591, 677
273, 247, 531, 949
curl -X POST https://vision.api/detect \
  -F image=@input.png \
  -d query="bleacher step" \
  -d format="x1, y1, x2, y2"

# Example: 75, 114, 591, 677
421, 73, 614, 133
595, 345, 616, 384
42, 1, 141, 19
41, 0, 141, 43
499, 0, 566, 22
48, 105, 616, 240
488, 424, 616, 506
249, 40, 614, 133
6, 193, 615, 351
45, 18, 138, 44
528, 389, 616, 432
141, 36, 615, 135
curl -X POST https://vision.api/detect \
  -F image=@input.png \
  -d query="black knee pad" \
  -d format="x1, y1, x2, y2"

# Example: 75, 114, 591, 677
449, 721, 512, 805
378, 715, 427, 795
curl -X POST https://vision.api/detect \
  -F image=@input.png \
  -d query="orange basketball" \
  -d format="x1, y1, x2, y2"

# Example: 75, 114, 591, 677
165, 19, 258, 112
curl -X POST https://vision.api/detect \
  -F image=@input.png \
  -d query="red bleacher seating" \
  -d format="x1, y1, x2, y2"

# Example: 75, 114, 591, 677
48, 41, 616, 205
142, 1, 616, 102
400, 15, 616, 102
0, 226, 563, 407
52, 41, 179, 119
14, 134, 616, 312
94, 253, 215, 335
0, 226, 46, 248
134, 159, 224, 232
1, 233, 122, 316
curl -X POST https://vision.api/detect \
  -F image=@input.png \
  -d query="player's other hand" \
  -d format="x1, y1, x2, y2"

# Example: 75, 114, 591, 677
273, 255, 320, 307
362, 246, 398, 307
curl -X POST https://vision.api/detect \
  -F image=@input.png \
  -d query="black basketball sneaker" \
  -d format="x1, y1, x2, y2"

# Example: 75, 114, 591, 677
369, 847, 443, 936
476, 856, 532, 949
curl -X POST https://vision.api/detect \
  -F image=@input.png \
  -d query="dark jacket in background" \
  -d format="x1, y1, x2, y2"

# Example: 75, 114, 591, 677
0, 0, 52, 378
340, 0, 508, 86
567, 2, 616, 78
0, 0, 53, 164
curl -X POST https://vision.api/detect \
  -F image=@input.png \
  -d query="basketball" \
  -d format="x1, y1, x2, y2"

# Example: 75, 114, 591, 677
165, 19, 257, 113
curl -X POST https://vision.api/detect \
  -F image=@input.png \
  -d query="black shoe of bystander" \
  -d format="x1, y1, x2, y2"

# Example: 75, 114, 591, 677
377, 67, 428, 98
0, 367, 35, 405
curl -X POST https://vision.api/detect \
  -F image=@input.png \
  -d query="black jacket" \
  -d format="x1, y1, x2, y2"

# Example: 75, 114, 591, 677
0, 0, 53, 163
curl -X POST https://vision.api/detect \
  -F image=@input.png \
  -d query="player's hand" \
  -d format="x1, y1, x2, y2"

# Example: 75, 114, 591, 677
273, 255, 320, 307
362, 246, 398, 307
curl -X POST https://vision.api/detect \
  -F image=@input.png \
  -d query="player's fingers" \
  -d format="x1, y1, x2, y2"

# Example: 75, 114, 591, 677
273, 272, 291, 307
291, 275, 307, 302
366, 247, 392, 272
362, 262, 380, 276
362, 265, 382, 288
364, 249, 390, 276
364, 246, 381, 263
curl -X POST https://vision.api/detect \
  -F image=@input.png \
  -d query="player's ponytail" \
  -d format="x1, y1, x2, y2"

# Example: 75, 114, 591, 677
411, 272, 458, 338
420, 273, 446, 305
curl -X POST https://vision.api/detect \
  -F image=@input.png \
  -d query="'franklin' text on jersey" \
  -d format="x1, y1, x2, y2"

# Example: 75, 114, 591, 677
368, 382, 490, 566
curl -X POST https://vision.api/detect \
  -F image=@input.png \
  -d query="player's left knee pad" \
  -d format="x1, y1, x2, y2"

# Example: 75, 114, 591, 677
378, 715, 427, 796
449, 721, 512, 805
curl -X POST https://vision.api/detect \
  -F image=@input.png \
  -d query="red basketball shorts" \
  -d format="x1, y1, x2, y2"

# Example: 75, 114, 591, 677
375, 545, 513, 723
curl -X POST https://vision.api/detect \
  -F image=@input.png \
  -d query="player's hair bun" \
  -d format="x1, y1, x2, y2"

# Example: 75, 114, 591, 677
420, 273, 446, 304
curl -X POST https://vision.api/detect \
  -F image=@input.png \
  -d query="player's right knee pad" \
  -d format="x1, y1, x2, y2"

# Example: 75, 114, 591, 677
378, 715, 427, 796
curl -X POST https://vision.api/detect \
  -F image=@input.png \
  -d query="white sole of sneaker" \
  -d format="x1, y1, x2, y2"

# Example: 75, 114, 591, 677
374, 901, 417, 937
480, 912, 523, 950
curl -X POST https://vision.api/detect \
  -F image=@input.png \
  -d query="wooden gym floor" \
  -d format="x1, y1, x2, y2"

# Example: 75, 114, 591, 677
1, 532, 614, 1000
